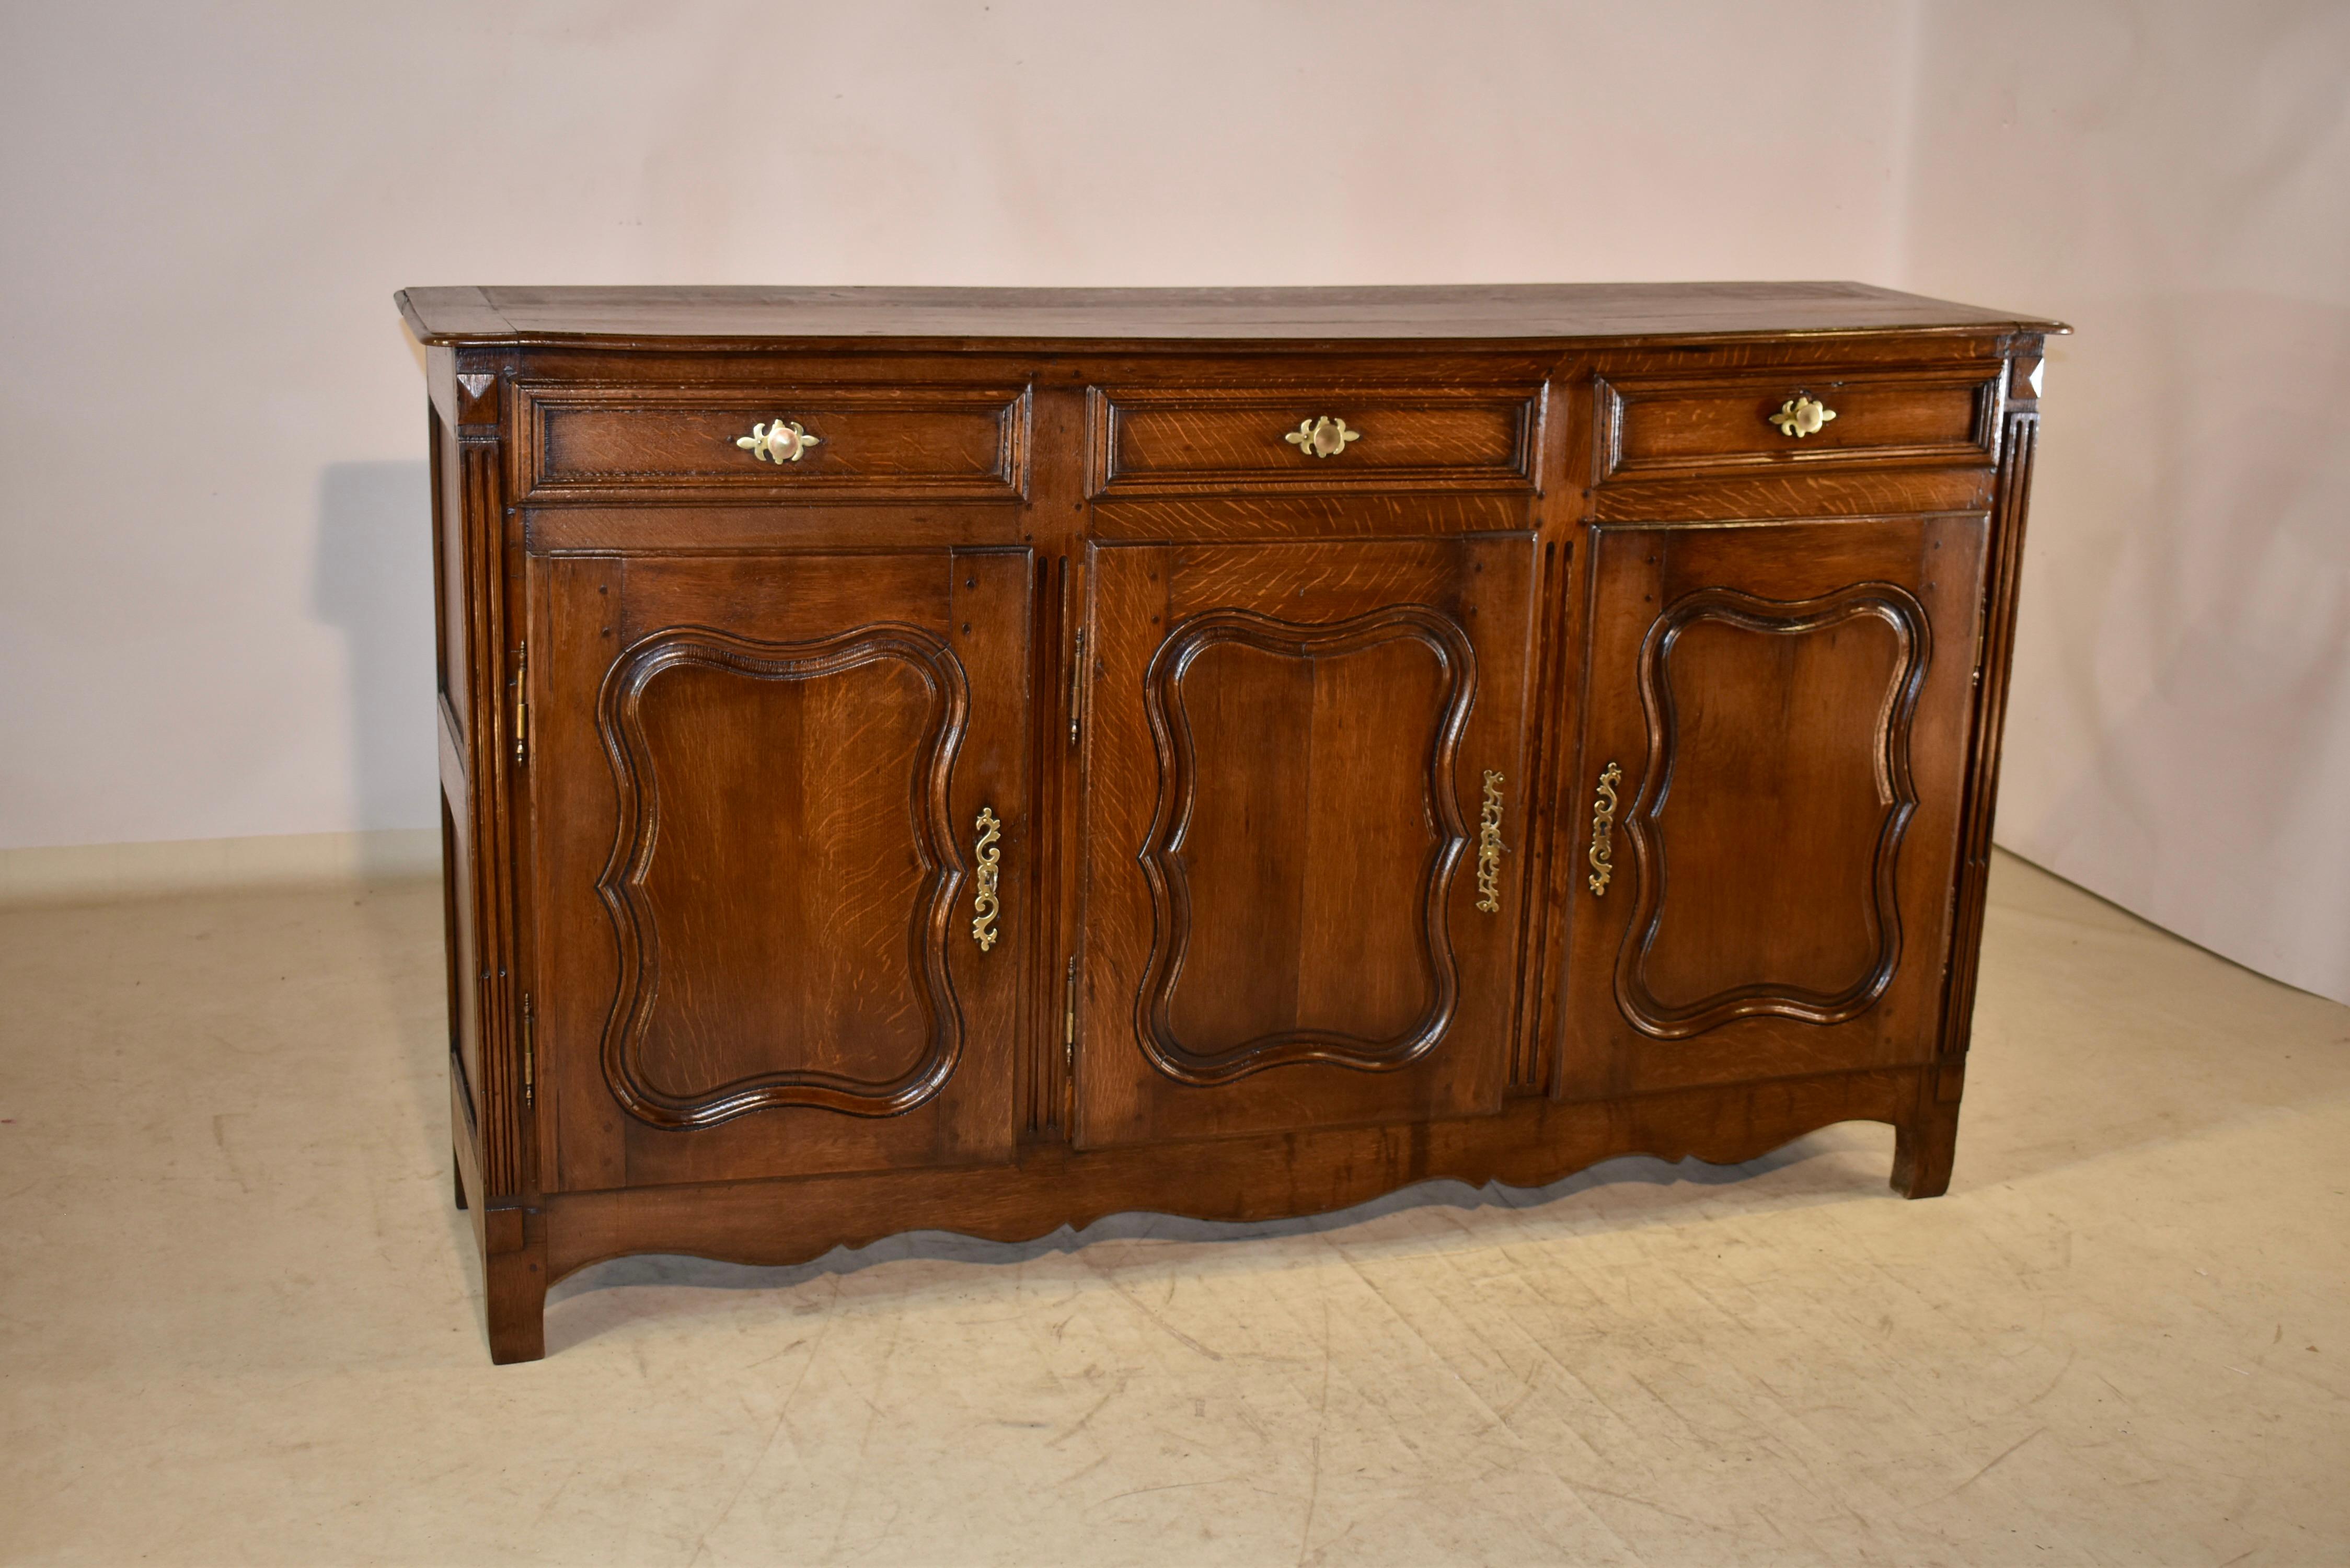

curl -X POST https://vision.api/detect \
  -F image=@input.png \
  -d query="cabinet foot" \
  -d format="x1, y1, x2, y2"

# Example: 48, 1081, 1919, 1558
1891, 1100, 1961, 1199
481, 1219, 548, 1365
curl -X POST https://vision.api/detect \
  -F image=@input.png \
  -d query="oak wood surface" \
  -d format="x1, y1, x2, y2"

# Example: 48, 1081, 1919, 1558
1092, 384, 1539, 495
538, 1066, 1923, 1286
1556, 515, 1988, 1100
1077, 535, 1536, 1148
520, 383, 1030, 502
528, 549, 1030, 1190
1599, 366, 2000, 478
403, 283, 2054, 1361
400, 282, 2066, 347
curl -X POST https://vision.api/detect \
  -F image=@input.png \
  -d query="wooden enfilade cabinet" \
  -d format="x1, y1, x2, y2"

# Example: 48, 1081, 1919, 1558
400, 284, 2061, 1362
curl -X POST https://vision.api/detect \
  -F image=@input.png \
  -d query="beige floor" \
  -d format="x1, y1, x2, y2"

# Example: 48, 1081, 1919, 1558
1, 853, 2345, 1567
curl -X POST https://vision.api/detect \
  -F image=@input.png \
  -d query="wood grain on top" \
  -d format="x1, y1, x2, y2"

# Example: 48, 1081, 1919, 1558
397, 282, 2065, 346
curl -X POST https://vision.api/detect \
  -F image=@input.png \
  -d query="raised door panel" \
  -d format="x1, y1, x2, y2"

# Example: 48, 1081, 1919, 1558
531, 547, 1030, 1191
1557, 516, 1986, 1099
1078, 536, 1535, 1148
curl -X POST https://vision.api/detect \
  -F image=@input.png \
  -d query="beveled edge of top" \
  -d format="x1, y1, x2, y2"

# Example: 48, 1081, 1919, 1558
396, 282, 2069, 349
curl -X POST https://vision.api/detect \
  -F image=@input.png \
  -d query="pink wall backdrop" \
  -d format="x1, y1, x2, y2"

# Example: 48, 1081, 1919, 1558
1902, 2, 2350, 1002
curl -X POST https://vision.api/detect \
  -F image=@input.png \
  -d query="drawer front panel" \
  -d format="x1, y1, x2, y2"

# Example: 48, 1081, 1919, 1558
521, 385, 1030, 500
1599, 369, 2000, 479
1091, 386, 1541, 495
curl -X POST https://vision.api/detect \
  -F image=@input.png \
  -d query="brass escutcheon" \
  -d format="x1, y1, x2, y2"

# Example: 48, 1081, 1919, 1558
1475, 771, 1507, 914
971, 806, 1003, 951
1587, 761, 1622, 896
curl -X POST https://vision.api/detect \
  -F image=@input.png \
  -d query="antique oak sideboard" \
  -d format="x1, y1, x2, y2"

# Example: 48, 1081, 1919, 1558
398, 284, 2062, 1363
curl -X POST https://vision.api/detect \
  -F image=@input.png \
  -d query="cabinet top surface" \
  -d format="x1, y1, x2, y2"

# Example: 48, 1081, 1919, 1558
397, 282, 2065, 348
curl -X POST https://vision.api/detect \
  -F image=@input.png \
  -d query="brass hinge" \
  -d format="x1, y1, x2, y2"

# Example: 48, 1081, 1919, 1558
1063, 955, 1078, 1068
1067, 628, 1086, 748
520, 991, 535, 1106
512, 642, 529, 766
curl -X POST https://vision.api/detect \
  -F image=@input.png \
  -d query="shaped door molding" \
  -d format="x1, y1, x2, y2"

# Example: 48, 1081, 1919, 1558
1616, 582, 1931, 1040
594, 622, 971, 1128
1135, 604, 1478, 1084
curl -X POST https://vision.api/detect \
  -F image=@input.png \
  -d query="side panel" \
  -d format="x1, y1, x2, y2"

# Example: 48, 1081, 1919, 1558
438, 361, 525, 1203
429, 403, 479, 1110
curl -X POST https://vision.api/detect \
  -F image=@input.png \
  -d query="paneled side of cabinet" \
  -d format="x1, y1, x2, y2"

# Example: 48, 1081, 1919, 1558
1907, 344, 2048, 1194
431, 352, 529, 1206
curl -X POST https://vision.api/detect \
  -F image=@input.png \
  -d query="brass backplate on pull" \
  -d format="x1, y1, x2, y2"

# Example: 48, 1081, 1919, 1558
735, 419, 822, 464
1283, 416, 1362, 458
1768, 395, 1837, 439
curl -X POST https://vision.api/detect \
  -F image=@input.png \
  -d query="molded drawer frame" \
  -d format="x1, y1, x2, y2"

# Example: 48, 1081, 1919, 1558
1087, 383, 1544, 498
515, 382, 1032, 502
1594, 366, 2004, 481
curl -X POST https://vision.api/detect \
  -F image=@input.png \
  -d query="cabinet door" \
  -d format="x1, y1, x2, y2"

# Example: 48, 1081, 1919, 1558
1077, 536, 1536, 1147
528, 547, 1030, 1191
1558, 516, 1986, 1099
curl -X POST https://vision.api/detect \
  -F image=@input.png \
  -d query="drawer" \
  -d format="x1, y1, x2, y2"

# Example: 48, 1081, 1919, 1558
1596, 367, 2002, 480
1089, 385, 1541, 496
517, 384, 1030, 500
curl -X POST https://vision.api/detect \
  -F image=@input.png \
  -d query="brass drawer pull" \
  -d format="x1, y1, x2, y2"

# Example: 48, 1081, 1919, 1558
971, 806, 1003, 951
1586, 761, 1622, 896
1475, 771, 1507, 913
1284, 416, 1361, 458
735, 418, 822, 464
1768, 395, 1837, 439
